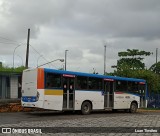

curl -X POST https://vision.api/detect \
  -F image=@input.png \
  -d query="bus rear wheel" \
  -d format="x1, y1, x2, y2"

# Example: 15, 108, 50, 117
130, 102, 137, 113
81, 101, 92, 115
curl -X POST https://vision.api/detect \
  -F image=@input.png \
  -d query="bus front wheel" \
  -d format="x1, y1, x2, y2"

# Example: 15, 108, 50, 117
130, 102, 137, 113
81, 101, 92, 115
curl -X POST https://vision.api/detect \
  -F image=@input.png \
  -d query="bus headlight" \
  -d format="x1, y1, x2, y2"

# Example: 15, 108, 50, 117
36, 91, 40, 101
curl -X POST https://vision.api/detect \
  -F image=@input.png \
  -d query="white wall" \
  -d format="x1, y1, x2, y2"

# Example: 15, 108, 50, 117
10, 76, 18, 98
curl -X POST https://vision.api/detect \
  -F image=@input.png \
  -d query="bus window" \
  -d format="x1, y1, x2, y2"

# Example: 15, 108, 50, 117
139, 84, 145, 95
128, 81, 139, 93
63, 78, 67, 93
115, 80, 127, 92
88, 77, 102, 90
76, 76, 88, 90
45, 73, 61, 89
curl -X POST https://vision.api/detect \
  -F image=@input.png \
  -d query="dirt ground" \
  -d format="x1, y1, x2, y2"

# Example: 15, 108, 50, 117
0, 102, 32, 112
0, 102, 160, 113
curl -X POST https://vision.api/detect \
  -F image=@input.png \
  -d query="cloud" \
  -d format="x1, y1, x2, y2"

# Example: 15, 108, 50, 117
0, 0, 160, 73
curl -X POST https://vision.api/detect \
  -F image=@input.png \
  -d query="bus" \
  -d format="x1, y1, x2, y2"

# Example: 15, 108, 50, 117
21, 68, 147, 114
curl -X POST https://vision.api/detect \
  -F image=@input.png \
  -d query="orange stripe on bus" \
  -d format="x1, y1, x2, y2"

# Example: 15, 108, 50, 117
37, 68, 44, 89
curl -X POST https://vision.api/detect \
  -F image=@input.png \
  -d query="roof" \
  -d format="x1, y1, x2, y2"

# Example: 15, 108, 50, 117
44, 68, 146, 82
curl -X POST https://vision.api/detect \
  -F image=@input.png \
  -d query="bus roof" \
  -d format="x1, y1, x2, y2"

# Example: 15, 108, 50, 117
43, 68, 146, 83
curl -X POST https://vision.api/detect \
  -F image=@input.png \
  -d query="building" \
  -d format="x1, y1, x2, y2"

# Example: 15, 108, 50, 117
0, 71, 22, 99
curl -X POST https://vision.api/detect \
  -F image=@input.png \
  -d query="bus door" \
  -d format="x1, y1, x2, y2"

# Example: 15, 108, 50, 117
62, 74, 75, 110
104, 79, 114, 108
139, 82, 146, 108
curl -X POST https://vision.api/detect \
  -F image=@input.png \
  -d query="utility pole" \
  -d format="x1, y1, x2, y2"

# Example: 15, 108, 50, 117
155, 48, 158, 108
25, 29, 30, 69
156, 48, 158, 74
156, 48, 158, 64
65, 50, 68, 70
104, 45, 106, 75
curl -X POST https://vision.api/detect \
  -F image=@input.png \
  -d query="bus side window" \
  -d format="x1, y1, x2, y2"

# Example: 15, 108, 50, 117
115, 80, 127, 92
69, 83, 74, 93
76, 82, 81, 90
76, 76, 87, 90
127, 82, 132, 92
64, 84, 67, 93
47, 82, 52, 88
45, 73, 61, 89
128, 81, 139, 93
139, 84, 145, 95
88, 80, 92, 89
88, 77, 102, 91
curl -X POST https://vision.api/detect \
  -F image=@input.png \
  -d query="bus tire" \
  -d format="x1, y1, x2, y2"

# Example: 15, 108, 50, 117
81, 101, 92, 115
125, 109, 129, 113
112, 109, 117, 113
130, 102, 137, 113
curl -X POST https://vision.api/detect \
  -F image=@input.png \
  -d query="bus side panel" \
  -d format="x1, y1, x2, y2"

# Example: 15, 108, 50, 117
36, 89, 45, 108
74, 90, 104, 110
37, 68, 44, 89
43, 89, 63, 110
114, 92, 140, 109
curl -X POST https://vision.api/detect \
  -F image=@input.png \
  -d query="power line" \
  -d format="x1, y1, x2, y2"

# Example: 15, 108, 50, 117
0, 34, 53, 67
0, 41, 19, 44
29, 44, 53, 67
29, 44, 42, 56
0, 35, 49, 60
0, 35, 27, 49
0, 35, 28, 49
0, 36, 22, 44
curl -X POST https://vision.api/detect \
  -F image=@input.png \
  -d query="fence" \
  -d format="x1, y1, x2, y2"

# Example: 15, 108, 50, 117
147, 92, 160, 108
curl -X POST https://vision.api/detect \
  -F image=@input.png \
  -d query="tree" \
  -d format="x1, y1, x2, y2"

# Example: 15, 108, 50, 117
111, 49, 160, 93
111, 49, 151, 75
93, 68, 98, 74
149, 61, 160, 74
0, 65, 25, 73
115, 49, 152, 70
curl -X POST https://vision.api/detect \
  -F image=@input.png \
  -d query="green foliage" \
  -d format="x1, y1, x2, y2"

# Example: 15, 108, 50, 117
117, 58, 145, 70
113, 69, 160, 93
112, 49, 159, 93
118, 49, 152, 57
116, 49, 152, 70
58, 68, 64, 70
149, 61, 160, 74
0, 66, 25, 73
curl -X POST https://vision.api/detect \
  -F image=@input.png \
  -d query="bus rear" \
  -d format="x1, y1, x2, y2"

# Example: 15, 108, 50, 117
21, 68, 43, 108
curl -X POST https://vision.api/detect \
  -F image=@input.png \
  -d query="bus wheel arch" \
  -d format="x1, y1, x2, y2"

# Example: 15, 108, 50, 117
130, 101, 138, 113
81, 100, 92, 115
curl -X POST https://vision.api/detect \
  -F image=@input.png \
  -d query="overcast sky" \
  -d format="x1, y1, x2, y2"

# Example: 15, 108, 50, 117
0, 0, 160, 74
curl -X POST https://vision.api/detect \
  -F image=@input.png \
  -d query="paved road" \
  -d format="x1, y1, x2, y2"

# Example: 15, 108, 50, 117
0, 111, 160, 135
0, 110, 141, 125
